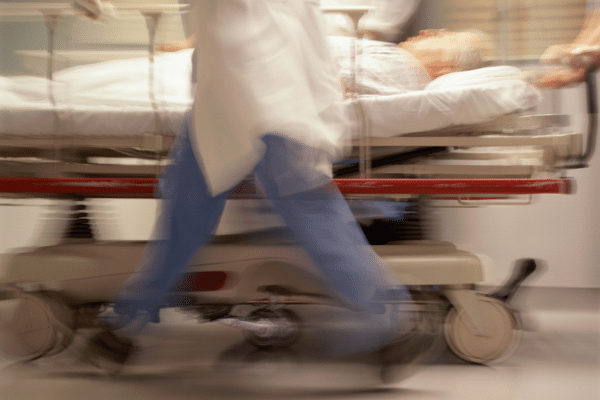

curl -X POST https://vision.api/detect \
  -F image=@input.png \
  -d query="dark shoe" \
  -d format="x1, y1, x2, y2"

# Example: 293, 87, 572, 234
379, 332, 443, 384
84, 329, 135, 375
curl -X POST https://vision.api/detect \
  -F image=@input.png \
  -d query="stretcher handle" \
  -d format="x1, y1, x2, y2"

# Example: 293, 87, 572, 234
582, 70, 598, 165
563, 70, 597, 168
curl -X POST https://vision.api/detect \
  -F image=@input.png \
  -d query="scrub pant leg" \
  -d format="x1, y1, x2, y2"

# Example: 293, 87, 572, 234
254, 135, 401, 313
111, 120, 229, 325
111, 121, 409, 354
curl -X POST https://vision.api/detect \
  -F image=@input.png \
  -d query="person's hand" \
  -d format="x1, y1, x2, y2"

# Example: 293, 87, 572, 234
540, 44, 578, 64
542, 44, 600, 68
72, 0, 115, 23
538, 44, 600, 88
570, 46, 600, 69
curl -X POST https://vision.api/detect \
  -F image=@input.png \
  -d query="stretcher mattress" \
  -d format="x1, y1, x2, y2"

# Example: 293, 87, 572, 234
356, 66, 542, 137
0, 44, 541, 139
0, 51, 191, 137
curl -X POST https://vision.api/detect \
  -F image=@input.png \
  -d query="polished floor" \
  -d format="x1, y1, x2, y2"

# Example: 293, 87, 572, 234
0, 301, 598, 400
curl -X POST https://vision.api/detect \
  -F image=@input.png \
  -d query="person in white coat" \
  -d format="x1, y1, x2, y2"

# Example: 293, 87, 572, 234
79, 0, 411, 373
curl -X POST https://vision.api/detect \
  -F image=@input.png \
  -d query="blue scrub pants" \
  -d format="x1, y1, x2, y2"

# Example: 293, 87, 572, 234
110, 116, 410, 355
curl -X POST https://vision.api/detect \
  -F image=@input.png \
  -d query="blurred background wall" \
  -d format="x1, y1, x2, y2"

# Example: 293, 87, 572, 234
0, 0, 185, 75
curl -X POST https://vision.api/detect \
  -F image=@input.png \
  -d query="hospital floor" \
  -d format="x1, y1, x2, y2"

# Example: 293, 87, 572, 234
0, 289, 598, 400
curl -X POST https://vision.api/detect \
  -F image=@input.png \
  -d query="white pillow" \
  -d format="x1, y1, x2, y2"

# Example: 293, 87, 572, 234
357, 66, 542, 137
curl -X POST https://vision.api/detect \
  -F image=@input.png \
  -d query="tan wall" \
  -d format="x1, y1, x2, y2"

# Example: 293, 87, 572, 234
0, 1, 187, 74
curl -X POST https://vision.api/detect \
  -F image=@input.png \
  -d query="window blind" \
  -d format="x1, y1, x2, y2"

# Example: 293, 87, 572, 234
440, 0, 587, 59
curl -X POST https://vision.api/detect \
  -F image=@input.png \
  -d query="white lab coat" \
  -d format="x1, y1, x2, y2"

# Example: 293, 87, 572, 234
187, 0, 347, 196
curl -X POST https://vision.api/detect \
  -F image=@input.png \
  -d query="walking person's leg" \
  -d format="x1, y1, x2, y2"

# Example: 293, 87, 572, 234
253, 135, 411, 356
87, 116, 228, 363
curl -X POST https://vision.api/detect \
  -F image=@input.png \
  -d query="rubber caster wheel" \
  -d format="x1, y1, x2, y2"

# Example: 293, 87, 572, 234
444, 295, 520, 364
244, 308, 302, 349
0, 292, 76, 360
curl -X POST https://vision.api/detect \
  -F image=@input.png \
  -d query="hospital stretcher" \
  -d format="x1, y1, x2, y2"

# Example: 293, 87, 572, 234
0, 4, 595, 378
0, 142, 581, 369
0, 5, 589, 180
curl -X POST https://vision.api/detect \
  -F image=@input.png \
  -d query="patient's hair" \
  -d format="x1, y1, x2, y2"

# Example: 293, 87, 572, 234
445, 29, 492, 72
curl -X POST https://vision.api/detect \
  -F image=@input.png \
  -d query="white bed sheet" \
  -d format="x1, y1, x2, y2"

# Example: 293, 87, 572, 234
357, 66, 543, 138
0, 51, 192, 137
0, 45, 541, 138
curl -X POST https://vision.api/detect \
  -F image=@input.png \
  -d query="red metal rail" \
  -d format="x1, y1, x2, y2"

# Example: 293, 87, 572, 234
0, 177, 574, 198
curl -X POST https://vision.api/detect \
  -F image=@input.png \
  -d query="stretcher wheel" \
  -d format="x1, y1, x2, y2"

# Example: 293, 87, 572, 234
0, 292, 75, 360
244, 308, 302, 349
444, 295, 520, 364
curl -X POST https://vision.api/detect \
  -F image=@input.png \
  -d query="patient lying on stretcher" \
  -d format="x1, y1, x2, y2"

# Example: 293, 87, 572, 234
330, 29, 491, 97
1, 24, 546, 141
158, 29, 492, 97
159, 23, 599, 94
153, 28, 542, 139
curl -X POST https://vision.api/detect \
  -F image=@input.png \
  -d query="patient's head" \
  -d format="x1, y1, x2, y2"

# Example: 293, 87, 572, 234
400, 29, 491, 79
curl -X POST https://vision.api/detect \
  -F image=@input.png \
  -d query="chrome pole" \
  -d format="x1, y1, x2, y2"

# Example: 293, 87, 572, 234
41, 9, 62, 177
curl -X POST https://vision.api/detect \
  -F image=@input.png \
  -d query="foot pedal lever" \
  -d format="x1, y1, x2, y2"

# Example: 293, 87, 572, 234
489, 258, 544, 303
